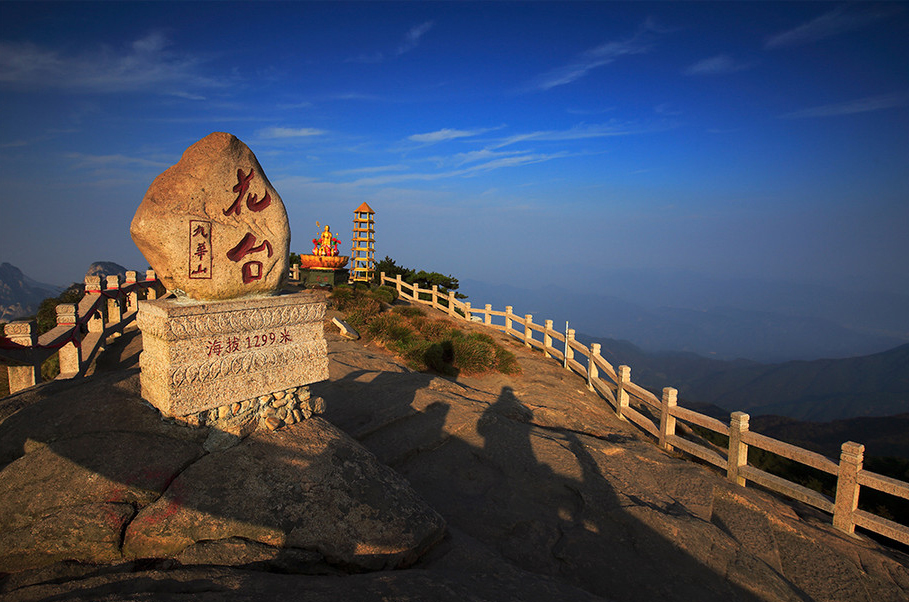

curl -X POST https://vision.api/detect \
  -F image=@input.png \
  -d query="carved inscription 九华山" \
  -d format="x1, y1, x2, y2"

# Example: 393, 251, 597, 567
189, 220, 213, 279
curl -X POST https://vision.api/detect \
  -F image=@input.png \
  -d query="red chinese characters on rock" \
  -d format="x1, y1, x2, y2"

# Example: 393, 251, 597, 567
222, 168, 274, 284
205, 329, 292, 357
189, 220, 213, 279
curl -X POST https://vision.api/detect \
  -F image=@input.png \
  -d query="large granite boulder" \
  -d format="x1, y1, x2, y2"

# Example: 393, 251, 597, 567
130, 132, 290, 300
0, 371, 445, 575
123, 417, 446, 571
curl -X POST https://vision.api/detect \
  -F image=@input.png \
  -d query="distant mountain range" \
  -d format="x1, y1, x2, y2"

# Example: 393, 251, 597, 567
582, 334, 909, 422
0, 263, 63, 322
0, 261, 129, 323
462, 277, 908, 363
457, 277, 909, 423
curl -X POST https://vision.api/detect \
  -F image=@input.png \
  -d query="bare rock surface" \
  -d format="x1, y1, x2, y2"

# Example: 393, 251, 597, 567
123, 417, 445, 570
130, 132, 289, 300
2, 299, 909, 601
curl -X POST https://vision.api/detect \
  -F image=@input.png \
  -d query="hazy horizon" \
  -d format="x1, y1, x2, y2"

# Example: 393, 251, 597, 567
2, 2, 907, 350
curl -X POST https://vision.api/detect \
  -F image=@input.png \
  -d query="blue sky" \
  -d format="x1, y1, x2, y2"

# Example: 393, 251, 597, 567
1, 1, 907, 306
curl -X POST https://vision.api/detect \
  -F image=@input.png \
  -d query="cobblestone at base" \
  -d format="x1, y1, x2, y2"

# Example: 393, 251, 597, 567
169, 386, 327, 432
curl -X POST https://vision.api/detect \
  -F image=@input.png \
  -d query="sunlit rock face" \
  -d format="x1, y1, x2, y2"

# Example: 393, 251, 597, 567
131, 132, 289, 301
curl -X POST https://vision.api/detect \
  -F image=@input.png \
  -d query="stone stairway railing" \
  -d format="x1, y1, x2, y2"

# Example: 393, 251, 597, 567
380, 272, 909, 549
1, 270, 164, 394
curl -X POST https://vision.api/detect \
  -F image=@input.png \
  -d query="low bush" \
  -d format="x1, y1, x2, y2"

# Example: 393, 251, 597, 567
330, 286, 520, 377
393, 306, 425, 318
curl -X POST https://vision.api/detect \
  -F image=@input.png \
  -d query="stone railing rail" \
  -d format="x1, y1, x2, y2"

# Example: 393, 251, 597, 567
380, 271, 909, 548
1, 270, 164, 394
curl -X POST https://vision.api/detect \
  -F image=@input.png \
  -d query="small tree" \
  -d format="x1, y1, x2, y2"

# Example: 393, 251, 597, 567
374, 256, 466, 299
35, 284, 84, 334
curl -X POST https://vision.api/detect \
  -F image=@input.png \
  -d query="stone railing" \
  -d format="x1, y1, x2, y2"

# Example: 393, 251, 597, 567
0, 270, 164, 394
380, 272, 909, 548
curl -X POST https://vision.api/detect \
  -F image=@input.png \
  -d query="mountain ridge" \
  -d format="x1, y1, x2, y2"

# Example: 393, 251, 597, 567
0, 262, 63, 323
462, 276, 908, 363
577, 332, 909, 423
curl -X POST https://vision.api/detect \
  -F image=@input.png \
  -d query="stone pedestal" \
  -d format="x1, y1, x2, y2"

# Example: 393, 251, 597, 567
136, 291, 328, 419
303, 268, 347, 287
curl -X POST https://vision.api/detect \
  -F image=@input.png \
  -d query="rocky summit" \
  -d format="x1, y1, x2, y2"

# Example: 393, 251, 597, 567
130, 132, 290, 300
1, 295, 908, 601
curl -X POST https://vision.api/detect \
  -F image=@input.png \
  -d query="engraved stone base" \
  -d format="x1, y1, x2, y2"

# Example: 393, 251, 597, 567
137, 291, 328, 418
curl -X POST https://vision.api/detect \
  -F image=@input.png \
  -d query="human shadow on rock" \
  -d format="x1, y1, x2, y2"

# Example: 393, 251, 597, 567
396, 385, 770, 602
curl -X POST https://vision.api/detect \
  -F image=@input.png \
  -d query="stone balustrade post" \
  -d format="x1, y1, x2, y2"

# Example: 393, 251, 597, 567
125, 271, 139, 313
616, 365, 630, 418
84, 275, 102, 294
544, 319, 553, 358
448, 291, 456, 317
84, 276, 106, 333
485, 304, 492, 326
432, 285, 439, 308
588, 343, 600, 391
505, 306, 513, 333
833, 441, 865, 535
524, 315, 533, 347
565, 329, 575, 370
395, 274, 403, 296
145, 269, 158, 299
290, 263, 300, 281
56, 303, 81, 377
659, 387, 678, 451
464, 301, 472, 321
106, 275, 122, 327
5, 320, 39, 393
727, 411, 750, 486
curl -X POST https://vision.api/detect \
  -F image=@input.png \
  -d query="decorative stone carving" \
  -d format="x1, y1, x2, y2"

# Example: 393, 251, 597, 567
137, 291, 328, 417
130, 132, 290, 301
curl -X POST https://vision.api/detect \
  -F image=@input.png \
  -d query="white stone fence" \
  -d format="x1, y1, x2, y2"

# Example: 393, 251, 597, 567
380, 271, 909, 548
1, 270, 164, 394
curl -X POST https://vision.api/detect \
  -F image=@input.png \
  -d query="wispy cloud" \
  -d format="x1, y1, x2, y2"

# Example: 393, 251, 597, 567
780, 92, 909, 119
408, 127, 493, 144
654, 103, 682, 116
331, 164, 409, 176
277, 100, 314, 110
682, 54, 755, 76
348, 21, 434, 63
258, 127, 327, 139
567, 107, 615, 116
530, 21, 658, 91
0, 32, 223, 94
345, 151, 571, 186
489, 122, 645, 149
765, 6, 892, 49
397, 21, 434, 56
65, 152, 168, 169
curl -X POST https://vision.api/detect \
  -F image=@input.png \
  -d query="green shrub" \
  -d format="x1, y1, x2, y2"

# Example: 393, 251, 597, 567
393, 306, 425, 318
416, 319, 456, 342
332, 285, 519, 376
451, 333, 499, 374
367, 313, 413, 345
369, 286, 397, 305
494, 346, 522, 374
423, 341, 456, 375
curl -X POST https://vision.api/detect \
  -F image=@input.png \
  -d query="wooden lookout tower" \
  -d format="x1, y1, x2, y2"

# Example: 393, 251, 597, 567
350, 202, 375, 284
